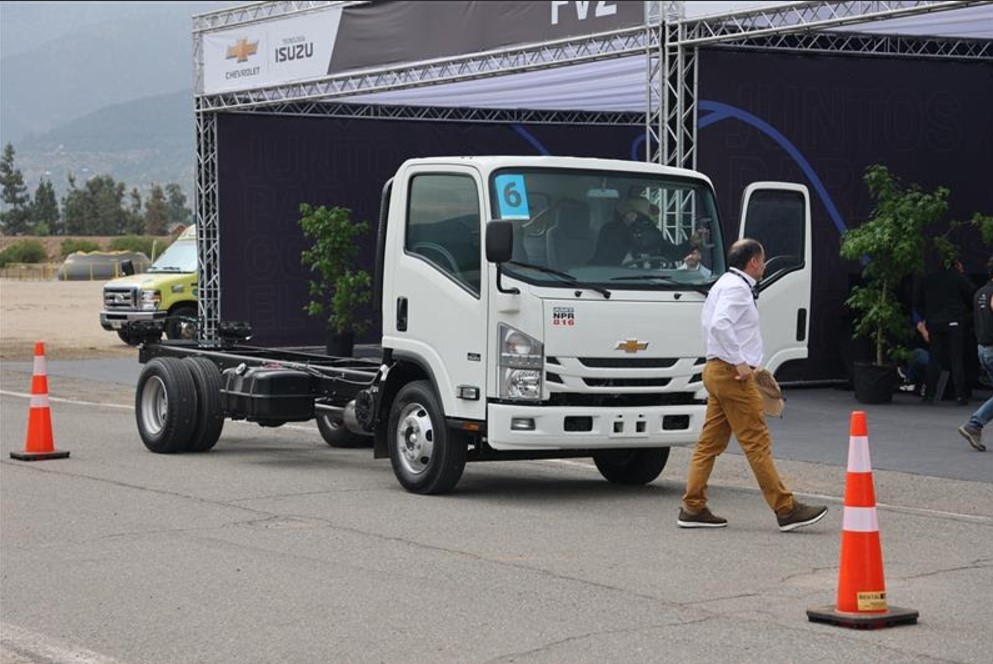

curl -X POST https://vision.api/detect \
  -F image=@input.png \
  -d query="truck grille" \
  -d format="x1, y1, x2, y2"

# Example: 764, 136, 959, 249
544, 356, 705, 396
104, 287, 137, 310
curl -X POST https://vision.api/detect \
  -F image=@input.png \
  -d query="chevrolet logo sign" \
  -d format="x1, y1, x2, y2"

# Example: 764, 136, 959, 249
226, 38, 259, 63
615, 339, 649, 353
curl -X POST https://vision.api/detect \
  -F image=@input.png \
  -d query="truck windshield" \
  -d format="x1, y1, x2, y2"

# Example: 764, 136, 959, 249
147, 240, 197, 273
489, 167, 725, 290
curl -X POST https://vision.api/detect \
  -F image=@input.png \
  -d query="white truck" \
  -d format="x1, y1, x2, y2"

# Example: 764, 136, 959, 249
133, 156, 811, 494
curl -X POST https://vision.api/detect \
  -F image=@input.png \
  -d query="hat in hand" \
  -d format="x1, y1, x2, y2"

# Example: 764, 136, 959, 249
754, 367, 785, 417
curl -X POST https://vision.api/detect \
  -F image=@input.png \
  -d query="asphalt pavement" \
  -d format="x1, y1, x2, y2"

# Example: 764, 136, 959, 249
1, 359, 991, 664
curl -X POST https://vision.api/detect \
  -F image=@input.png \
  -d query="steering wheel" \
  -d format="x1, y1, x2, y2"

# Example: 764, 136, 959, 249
411, 242, 460, 274
622, 255, 677, 270
763, 254, 797, 274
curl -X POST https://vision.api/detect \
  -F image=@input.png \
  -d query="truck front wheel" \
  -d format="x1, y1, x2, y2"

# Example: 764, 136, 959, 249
388, 381, 466, 494
593, 448, 670, 485
165, 304, 197, 340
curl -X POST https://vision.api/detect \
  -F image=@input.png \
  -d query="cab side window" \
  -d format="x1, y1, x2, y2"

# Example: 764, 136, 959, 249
406, 174, 481, 293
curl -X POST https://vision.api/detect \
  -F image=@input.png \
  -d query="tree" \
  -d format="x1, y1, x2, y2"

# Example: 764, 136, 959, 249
124, 187, 145, 235
145, 184, 168, 235
31, 179, 60, 236
87, 175, 127, 235
61, 173, 128, 235
0, 143, 32, 235
62, 174, 93, 235
165, 183, 191, 228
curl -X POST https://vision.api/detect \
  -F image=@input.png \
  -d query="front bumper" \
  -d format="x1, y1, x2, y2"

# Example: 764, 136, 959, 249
100, 310, 166, 331
487, 402, 706, 451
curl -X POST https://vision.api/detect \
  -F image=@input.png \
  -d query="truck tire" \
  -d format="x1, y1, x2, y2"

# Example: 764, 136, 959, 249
184, 357, 225, 452
135, 357, 198, 453
316, 412, 370, 448
388, 380, 466, 494
593, 448, 670, 485
165, 304, 197, 340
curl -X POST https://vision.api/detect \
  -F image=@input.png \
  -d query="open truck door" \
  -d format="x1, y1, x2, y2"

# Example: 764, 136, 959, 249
738, 182, 812, 374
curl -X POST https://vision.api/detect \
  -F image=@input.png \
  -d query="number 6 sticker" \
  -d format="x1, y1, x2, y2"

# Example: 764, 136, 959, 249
494, 174, 529, 219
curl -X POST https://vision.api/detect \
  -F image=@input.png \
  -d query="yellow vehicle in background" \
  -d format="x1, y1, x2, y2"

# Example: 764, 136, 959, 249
100, 225, 198, 346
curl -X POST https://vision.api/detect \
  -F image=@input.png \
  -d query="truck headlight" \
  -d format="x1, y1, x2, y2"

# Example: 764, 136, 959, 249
500, 368, 542, 400
498, 324, 543, 400
139, 290, 161, 311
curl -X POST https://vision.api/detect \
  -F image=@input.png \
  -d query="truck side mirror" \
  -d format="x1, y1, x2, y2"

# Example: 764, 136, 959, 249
121, 259, 135, 276
485, 220, 514, 264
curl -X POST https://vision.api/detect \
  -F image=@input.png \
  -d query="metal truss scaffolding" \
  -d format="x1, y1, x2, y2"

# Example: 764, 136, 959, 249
192, 0, 993, 341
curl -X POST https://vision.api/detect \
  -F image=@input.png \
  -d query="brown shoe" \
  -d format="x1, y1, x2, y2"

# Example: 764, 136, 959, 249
958, 425, 986, 452
777, 502, 828, 532
677, 507, 728, 528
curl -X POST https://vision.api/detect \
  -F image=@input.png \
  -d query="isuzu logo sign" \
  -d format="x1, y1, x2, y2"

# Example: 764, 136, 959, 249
615, 339, 648, 353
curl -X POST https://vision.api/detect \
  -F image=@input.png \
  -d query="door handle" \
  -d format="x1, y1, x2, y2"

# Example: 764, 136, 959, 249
396, 297, 408, 332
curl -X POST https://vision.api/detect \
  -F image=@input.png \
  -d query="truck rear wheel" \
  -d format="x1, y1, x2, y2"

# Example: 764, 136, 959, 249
388, 380, 466, 494
593, 448, 670, 485
316, 411, 370, 448
135, 357, 198, 453
184, 357, 225, 452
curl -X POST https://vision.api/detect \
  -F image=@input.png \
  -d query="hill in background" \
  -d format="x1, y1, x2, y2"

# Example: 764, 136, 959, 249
1, 2, 235, 198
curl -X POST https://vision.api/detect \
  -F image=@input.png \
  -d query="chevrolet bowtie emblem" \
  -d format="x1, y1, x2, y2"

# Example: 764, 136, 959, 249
226, 38, 259, 63
615, 339, 649, 353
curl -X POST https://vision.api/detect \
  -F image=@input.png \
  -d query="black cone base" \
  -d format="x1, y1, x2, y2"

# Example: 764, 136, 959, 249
10, 450, 70, 461
807, 605, 919, 629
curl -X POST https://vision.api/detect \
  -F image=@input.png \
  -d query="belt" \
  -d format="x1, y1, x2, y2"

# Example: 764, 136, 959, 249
707, 358, 756, 369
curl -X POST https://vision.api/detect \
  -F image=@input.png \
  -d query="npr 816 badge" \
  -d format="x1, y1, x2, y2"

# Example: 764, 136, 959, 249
552, 306, 575, 327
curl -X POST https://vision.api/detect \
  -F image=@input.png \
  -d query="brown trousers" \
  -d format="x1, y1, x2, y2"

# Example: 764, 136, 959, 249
682, 359, 794, 515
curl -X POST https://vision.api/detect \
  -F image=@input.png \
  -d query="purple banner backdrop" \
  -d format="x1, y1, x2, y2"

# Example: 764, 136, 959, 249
697, 49, 993, 381
216, 51, 992, 380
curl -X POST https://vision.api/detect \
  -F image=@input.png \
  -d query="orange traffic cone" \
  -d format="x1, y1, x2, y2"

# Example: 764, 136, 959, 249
807, 411, 916, 628
10, 342, 70, 461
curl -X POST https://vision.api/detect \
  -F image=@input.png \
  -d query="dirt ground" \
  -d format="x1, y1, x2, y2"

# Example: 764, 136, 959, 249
0, 278, 135, 361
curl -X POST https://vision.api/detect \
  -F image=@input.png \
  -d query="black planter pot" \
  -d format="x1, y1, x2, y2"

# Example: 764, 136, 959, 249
852, 362, 898, 404
326, 330, 354, 357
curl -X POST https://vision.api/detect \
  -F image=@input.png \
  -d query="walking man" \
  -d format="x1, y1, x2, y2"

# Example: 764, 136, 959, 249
678, 238, 828, 531
958, 255, 993, 452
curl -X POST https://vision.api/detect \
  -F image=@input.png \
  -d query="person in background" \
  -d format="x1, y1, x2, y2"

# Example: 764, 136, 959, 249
957, 255, 993, 452
914, 255, 976, 404
677, 238, 828, 532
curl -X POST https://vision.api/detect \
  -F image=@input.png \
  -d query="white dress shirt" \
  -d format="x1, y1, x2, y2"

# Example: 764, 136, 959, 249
702, 268, 763, 367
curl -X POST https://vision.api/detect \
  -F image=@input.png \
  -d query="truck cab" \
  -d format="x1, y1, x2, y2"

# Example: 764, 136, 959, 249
100, 225, 199, 345
373, 156, 811, 492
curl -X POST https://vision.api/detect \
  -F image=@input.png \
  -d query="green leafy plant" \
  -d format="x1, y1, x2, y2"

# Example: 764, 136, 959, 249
298, 204, 372, 336
110, 235, 165, 258
60, 238, 102, 256
0, 239, 47, 267
840, 165, 948, 367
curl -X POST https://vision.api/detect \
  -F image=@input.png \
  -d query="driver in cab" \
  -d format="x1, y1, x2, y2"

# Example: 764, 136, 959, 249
590, 197, 706, 272
589, 197, 662, 266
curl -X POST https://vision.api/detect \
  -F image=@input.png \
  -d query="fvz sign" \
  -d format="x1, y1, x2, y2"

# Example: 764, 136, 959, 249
550, 1, 618, 25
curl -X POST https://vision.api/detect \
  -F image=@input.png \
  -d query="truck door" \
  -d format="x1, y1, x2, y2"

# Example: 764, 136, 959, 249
738, 182, 812, 374
384, 165, 487, 420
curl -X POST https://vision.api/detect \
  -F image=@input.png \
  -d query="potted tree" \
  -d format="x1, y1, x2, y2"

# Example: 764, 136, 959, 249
839, 165, 948, 403
298, 203, 372, 357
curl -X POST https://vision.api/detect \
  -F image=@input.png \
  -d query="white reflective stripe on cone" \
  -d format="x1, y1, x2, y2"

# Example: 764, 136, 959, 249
847, 436, 872, 472
33, 355, 47, 376
842, 506, 879, 533
29, 394, 50, 408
